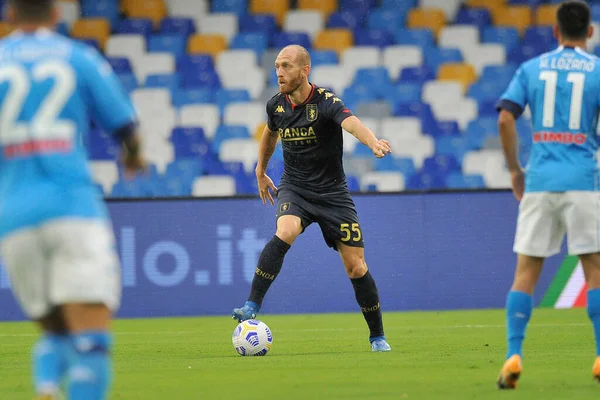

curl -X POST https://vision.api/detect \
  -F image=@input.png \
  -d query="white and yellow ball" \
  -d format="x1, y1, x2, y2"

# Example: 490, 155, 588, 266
232, 319, 273, 356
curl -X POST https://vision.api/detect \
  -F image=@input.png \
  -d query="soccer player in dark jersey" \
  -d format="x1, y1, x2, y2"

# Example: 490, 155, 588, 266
232, 45, 393, 352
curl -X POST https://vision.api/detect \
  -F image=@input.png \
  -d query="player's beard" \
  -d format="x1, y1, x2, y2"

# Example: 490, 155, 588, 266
279, 73, 302, 95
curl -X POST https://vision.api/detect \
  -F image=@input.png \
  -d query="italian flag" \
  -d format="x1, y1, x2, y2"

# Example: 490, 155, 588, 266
541, 255, 587, 308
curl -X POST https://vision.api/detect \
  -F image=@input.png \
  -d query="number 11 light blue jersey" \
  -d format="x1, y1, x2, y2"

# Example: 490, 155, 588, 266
498, 45, 600, 193
0, 29, 137, 238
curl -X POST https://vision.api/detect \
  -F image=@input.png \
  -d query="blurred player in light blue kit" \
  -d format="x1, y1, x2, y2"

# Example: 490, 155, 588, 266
495, 0, 600, 389
0, 1, 144, 399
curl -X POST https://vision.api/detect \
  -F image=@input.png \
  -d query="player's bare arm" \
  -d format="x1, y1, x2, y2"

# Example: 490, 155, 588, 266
498, 109, 524, 201
115, 122, 146, 179
341, 116, 391, 158
255, 124, 279, 206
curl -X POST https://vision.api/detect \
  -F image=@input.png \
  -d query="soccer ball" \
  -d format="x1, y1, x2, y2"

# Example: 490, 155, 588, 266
232, 319, 273, 356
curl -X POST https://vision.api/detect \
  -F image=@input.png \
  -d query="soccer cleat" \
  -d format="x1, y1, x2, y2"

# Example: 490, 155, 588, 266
370, 336, 392, 352
232, 301, 260, 322
593, 356, 600, 381
497, 354, 522, 389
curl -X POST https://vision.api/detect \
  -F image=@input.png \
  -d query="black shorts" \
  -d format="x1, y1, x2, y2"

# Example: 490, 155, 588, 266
275, 183, 364, 250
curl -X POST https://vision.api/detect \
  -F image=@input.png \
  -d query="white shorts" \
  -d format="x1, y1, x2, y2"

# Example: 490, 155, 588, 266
0, 218, 121, 319
514, 191, 600, 258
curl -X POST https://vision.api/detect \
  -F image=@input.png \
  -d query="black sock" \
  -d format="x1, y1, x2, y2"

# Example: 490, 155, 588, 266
248, 235, 291, 307
350, 270, 384, 339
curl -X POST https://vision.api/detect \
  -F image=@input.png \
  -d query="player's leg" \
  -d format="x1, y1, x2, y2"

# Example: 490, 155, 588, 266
43, 219, 121, 400
0, 228, 72, 400
233, 189, 311, 322
336, 241, 390, 352
561, 191, 600, 379
498, 193, 562, 389
579, 253, 600, 380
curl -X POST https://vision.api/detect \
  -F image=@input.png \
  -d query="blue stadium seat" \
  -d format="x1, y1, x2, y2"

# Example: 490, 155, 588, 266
346, 175, 360, 192
56, 22, 69, 36
406, 172, 446, 190
398, 66, 435, 84
239, 14, 277, 36
508, 44, 542, 65
343, 85, 378, 110
160, 17, 196, 36
435, 121, 461, 138
117, 18, 153, 36
480, 64, 518, 84
435, 136, 468, 161
445, 172, 485, 189
111, 179, 154, 198
215, 89, 251, 113
212, 0, 247, 15
353, 67, 391, 97
422, 154, 461, 176
272, 32, 311, 49
327, 12, 361, 30
374, 156, 416, 177
340, 0, 373, 15
466, 118, 497, 150
482, 27, 520, 51
181, 70, 221, 89
145, 74, 180, 91
468, 81, 508, 103
157, 177, 193, 197
383, 83, 422, 106
311, 50, 338, 67
212, 125, 251, 152
593, 5, 600, 22
177, 55, 215, 73
524, 26, 556, 49
77, 39, 100, 52
394, 29, 434, 48
230, 33, 268, 57
172, 129, 213, 159
147, 35, 187, 57
477, 100, 499, 117
394, 102, 438, 135
508, 0, 545, 5
380, 0, 417, 11
82, 0, 120, 28
424, 48, 463, 73
88, 130, 118, 160
265, 159, 285, 186
164, 158, 204, 183
455, 8, 491, 30
354, 29, 395, 48
117, 73, 138, 93
107, 57, 133, 74
381, 0, 417, 7
367, 10, 407, 35
171, 127, 208, 152
172, 88, 214, 107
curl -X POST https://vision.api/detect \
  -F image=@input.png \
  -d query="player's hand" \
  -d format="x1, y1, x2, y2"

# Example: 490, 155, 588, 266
122, 153, 147, 180
256, 173, 277, 205
370, 139, 391, 158
510, 168, 525, 201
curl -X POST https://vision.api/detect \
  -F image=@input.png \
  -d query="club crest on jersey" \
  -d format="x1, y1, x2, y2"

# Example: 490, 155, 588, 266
306, 104, 318, 122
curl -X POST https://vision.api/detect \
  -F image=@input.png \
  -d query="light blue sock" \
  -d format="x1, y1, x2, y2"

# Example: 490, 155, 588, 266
32, 334, 71, 396
68, 331, 113, 400
587, 289, 600, 356
506, 291, 533, 359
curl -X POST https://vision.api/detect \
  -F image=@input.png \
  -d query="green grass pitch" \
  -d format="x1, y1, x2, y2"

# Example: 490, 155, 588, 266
1, 308, 599, 399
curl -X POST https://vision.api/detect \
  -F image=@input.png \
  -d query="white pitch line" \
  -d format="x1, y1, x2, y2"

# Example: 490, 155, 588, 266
0, 323, 589, 337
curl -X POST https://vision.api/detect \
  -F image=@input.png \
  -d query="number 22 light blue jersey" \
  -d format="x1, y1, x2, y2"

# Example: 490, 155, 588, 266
498, 45, 600, 193
0, 29, 137, 238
